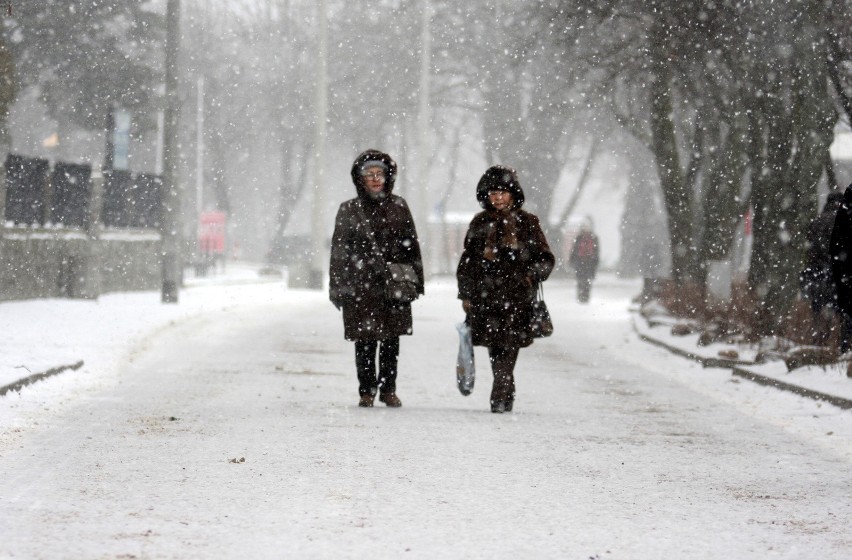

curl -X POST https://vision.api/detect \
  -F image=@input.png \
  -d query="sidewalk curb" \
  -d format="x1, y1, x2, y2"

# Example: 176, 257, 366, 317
635, 329, 748, 369
632, 318, 852, 410
0, 361, 85, 397
730, 366, 852, 410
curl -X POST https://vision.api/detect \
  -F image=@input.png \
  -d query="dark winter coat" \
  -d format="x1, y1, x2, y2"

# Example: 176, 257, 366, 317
329, 150, 424, 341
569, 230, 600, 279
829, 186, 852, 315
457, 205, 554, 349
803, 194, 841, 310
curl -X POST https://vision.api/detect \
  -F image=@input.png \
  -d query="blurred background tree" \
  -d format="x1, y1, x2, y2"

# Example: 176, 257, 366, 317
3, 1, 162, 132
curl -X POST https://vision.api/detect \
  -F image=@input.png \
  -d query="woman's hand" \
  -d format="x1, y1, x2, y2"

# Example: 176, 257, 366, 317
462, 300, 471, 313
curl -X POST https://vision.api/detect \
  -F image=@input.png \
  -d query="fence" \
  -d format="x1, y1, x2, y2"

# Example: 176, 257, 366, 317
0, 154, 164, 301
4, 154, 161, 228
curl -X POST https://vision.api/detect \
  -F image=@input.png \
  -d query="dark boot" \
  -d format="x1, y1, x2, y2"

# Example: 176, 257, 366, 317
379, 392, 402, 407
490, 375, 512, 413
358, 393, 375, 407
488, 346, 518, 414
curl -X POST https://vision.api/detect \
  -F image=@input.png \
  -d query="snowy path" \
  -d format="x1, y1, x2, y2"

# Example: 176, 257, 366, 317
2, 277, 851, 559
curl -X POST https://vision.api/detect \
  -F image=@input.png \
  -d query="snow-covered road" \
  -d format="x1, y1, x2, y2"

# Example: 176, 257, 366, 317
2, 275, 851, 559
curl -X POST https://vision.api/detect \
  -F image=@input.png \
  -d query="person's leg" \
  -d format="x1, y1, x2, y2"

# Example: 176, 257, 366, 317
488, 346, 519, 413
378, 337, 402, 407
578, 275, 591, 303
355, 341, 378, 406
502, 347, 518, 412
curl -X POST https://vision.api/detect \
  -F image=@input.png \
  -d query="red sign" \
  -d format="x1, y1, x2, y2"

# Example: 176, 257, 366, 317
198, 211, 226, 254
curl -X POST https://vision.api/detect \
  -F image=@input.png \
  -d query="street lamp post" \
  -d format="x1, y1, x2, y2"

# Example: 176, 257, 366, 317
415, 0, 432, 278
161, 0, 182, 303
309, 0, 328, 290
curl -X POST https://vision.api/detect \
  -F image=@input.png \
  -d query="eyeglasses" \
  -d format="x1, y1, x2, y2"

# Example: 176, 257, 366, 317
362, 173, 386, 182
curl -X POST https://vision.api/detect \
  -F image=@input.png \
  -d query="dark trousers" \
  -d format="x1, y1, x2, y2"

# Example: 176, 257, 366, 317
577, 275, 593, 303
355, 338, 400, 396
488, 346, 519, 403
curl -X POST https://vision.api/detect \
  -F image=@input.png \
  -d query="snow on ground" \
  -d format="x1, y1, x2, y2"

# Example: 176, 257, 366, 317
633, 306, 852, 403
0, 262, 282, 391
2, 266, 852, 559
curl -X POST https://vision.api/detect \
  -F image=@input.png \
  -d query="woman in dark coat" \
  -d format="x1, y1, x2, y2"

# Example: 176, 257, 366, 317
804, 192, 842, 345
329, 149, 424, 408
456, 165, 555, 413
829, 183, 852, 352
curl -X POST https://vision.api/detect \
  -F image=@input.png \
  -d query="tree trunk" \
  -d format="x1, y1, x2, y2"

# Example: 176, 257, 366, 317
0, 36, 16, 235
747, 13, 835, 335
648, 25, 698, 286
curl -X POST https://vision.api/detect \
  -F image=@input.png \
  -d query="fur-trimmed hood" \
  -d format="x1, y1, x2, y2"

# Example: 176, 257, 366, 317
475, 165, 525, 210
350, 149, 398, 200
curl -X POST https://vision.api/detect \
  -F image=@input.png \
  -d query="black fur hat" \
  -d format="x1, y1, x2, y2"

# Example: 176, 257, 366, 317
476, 165, 525, 209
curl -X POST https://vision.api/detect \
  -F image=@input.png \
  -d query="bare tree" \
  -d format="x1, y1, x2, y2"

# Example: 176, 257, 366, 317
546, 0, 839, 332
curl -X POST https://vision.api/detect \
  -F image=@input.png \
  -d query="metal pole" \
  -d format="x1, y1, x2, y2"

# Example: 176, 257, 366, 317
155, 111, 164, 175
0, 149, 5, 243
81, 169, 105, 299
196, 76, 204, 218
416, 0, 432, 276
0, 37, 9, 242
161, 0, 182, 303
309, 0, 328, 290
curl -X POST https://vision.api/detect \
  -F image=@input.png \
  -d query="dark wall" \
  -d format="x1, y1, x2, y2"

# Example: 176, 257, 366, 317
0, 230, 161, 301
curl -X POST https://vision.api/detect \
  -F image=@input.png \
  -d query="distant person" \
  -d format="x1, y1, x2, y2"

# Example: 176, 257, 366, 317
456, 165, 555, 413
829, 183, 852, 352
329, 149, 424, 407
569, 220, 600, 303
803, 191, 842, 345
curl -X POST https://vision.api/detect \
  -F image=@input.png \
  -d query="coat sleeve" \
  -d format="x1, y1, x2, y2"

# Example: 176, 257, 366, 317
525, 214, 555, 284
592, 233, 600, 271
395, 197, 425, 295
329, 203, 355, 308
456, 217, 481, 301
830, 208, 850, 286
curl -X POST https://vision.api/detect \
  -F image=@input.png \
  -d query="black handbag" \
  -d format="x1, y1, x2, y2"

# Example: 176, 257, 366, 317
530, 284, 554, 338
356, 201, 420, 303
385, 262, 420, 303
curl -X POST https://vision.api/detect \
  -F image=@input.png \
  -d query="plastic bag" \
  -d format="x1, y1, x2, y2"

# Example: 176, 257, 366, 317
456, 321, 475, 396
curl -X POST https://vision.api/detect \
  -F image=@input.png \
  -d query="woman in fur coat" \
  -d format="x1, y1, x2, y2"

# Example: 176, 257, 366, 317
456, 165, 555, 413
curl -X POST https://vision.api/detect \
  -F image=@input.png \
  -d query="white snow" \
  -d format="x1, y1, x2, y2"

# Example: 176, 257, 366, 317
2, 264, 852, 559
633, 315, 852, 402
